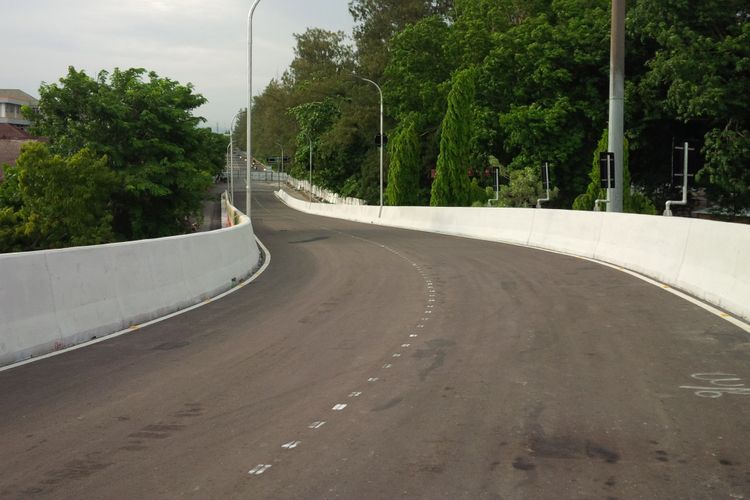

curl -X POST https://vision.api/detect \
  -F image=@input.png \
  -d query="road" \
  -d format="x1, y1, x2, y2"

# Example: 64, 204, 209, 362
1, 182, 749, 499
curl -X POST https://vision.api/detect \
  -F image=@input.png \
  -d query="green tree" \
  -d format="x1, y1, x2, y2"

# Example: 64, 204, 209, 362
26, 66, 222, 239
572, 129, 657, 214
630, 0, 750, 213
386, 113, 421, 205
0, 143, 117, 251
349, 0, 452, 78
496, 165, 558, 208
430, 68, 476, 206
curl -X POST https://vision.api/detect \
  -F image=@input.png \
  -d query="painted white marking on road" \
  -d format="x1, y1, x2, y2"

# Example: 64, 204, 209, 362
680, 373, 750, 398
428, 299, 436, 302
282, 441, 301, 449
383, 363, 393, 369
421, 317, 429, 321
401, 344, 411, 348
417, 324, 424, 328
392, 353, 401, 358
424, 310, 432, 314
332, 403, 348, 411
349, 391, 362, 397
427, 305, 434, 308
248, 464, 272, 475
308, 421, 326, 429
368, 377, 379, 382
409, 334, 418, 338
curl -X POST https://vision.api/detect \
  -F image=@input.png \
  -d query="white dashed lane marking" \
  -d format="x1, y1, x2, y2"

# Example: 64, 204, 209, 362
308, 421, 326, 429
249, 464, 272, 475
332, 404, 348, 411
368, 377, 379, 382
392, 353, 401, 358
282, 441, 301, 449
401, 344, 411, 348
383, 363, 393, 369
349, 391, 362, 397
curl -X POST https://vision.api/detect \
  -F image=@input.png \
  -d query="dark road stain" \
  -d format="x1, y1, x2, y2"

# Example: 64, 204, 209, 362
413, 339, 456, 382
586, 443, 620, 464
719, 458, 736, 466
152, 341, 189, 350
371, 397, 403, 412
655, 450, 669, 462
605, 476, 617, 487
128, 431, 170, 439
288, 236, 329, 244
512, 457, 536, 471
128, 424, 184, 440
174, 403, 203, 418
40, 457, 113, 486
120, 444, 147, 451
526, 435, 620, 464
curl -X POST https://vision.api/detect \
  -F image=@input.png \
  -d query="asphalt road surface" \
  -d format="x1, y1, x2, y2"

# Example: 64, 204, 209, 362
1, 182, 749, 499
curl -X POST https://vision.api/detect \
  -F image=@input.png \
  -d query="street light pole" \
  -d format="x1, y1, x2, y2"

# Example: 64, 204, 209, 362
247, 0, 262, 217
275, 141, 284, 189
229, 111, 241, 205
354, 75, 384, 216
307, 134, 313, 201
607, 0, 625, 212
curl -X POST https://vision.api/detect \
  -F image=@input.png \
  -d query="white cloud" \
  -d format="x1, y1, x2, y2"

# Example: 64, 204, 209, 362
4, 0, 355, 131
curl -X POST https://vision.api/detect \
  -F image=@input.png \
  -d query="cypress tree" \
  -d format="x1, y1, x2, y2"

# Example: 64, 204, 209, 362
430, 68, 475, 207
386, 113, 421, 206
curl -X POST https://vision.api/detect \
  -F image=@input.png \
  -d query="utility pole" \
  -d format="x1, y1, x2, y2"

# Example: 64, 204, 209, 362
607, 0, 625, 212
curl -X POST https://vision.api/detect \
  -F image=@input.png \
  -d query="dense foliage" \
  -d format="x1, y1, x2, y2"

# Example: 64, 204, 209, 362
0, 66, 226, 251
237, 0, 747, 213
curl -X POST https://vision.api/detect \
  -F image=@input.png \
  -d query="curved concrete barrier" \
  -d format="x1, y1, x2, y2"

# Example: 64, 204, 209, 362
276, 190, 750, 323
0, 201, 260, 367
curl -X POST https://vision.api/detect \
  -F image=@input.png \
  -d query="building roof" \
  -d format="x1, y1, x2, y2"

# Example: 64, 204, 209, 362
0, 123, 33, 140
0, 89, 38, 105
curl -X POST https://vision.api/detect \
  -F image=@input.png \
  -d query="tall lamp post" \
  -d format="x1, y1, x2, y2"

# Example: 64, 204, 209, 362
607, 0, 625, 212
275, 141, 284, 189
304, 133, 313, 201
247, 0, 262, 216
354, 75, 384, 215
228, 111, 242, 204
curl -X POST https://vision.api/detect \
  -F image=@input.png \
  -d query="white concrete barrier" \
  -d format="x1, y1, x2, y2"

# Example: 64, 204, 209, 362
276, 190, 750, 323
0, 201, 260, 367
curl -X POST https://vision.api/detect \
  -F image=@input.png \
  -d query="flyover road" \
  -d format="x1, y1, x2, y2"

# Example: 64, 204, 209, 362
1, 183, 749, 499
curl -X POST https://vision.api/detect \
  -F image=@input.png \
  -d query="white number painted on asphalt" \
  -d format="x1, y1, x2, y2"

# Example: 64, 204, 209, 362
282, 441, 301, 449
349, 391, 362, 397
332, 403, 348, 411
680, 373, 750, 398
248, 464, 272, 475
308, 421, 326, 429
368, 377, 379, 382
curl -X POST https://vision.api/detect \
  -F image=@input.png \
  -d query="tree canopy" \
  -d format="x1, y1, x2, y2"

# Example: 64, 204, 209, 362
24, 66, 225, 241
234, 0, 748, 214
1, 66, 224, 251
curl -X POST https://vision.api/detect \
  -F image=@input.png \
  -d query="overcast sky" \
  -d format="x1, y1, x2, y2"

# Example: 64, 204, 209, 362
4, 0, 355, 132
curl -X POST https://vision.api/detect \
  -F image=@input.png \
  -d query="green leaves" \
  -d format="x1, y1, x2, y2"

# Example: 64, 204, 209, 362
0, 143, 117, 251
386, 113, 421, 205
24, 66, 221, 240
430, 68, 477, 207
